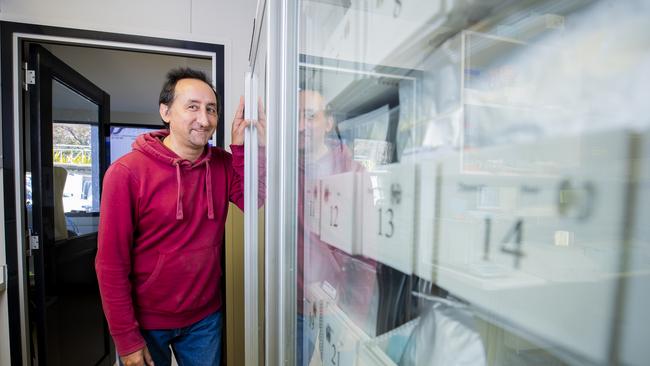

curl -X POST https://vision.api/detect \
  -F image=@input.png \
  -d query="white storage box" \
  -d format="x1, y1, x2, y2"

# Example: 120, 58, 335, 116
434, 130, 636, 363
414, 161, 440, 282
619, 130, 650, 366
360, 163, 417, 274
320, 172, 362, 254
321, 302, 370, 366
304, 281, 337, 366
305, 179, 322, 236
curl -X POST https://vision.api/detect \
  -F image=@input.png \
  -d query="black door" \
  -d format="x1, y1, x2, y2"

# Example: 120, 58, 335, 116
26, 43, 113, 366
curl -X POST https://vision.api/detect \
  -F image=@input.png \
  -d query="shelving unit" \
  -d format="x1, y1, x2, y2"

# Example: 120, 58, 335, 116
295, 1, 650, 365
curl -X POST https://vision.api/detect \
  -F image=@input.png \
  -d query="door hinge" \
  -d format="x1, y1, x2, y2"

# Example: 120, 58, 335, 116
24, 65, 35, 91
27, 234, 39, 256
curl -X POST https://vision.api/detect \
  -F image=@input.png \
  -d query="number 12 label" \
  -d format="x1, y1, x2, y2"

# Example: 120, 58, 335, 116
319, 172, 359, 254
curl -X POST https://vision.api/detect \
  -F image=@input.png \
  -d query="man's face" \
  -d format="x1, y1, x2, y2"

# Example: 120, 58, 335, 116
299, 90, 333, 151
160, 78, 218, 149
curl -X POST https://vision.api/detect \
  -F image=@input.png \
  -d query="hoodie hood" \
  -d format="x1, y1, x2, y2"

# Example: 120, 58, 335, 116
132, 129, 215, 220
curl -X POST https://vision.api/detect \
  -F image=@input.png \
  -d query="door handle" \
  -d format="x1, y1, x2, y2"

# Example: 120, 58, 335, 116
0, 264, 7, 292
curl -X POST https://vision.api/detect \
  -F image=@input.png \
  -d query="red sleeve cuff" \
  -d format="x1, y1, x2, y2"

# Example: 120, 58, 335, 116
230, 144, 244, 155
229, 144, 265, 154
113, 328, 146, 357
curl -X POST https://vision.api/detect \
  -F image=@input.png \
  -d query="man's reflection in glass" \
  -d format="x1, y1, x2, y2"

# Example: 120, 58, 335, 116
297, 89, 372, 365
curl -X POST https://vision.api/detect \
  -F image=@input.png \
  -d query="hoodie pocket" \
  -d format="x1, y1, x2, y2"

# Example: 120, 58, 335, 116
135, 244, 221, 313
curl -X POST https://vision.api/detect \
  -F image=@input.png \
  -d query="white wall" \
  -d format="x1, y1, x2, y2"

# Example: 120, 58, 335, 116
0, 0, 258, 147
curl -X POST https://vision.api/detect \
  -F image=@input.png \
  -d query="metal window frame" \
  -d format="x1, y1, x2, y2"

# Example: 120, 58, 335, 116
244, 70, 260, 366
266, 0, 299, 364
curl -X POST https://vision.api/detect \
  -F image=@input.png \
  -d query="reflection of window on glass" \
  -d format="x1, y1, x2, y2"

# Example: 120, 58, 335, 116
53, 122, 99, 214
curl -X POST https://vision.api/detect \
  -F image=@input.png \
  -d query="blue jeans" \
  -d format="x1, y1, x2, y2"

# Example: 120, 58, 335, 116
297, 314, 305, 366
296, 314, 315, 366
132, 311, 222, 366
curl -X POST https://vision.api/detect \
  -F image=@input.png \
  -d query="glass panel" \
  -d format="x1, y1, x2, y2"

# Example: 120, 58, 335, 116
297, 1, 650, 365
26, 70, 107, 366
52, 80, 100, 235
253, 8, 268, 364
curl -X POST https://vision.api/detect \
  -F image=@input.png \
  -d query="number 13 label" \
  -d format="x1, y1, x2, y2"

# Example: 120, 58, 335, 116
361, 163, 417, 274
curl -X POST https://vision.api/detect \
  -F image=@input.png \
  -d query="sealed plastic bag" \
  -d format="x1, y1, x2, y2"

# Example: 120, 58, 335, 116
399, 297, 487, 366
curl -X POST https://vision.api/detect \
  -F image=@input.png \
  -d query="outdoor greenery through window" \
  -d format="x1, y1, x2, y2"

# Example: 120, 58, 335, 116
53, 122, 99, 214
54, 123, 92, 165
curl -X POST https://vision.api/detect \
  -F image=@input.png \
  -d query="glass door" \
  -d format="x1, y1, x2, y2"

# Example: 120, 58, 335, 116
291, 1, 650, 365
245, 1, 268, 364
26, 43, 112, 366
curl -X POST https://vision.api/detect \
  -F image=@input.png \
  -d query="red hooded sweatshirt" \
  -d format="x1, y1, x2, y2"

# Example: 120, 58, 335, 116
95, 129, 250, 356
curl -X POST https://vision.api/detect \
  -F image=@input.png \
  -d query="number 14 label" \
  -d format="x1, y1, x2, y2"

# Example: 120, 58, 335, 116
482, 217, 525, 269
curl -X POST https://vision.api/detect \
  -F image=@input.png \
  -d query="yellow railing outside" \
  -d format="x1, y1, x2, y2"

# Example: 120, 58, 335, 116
53, 145, 91, 166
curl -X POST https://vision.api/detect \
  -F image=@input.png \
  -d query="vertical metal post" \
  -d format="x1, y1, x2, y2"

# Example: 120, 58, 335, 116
244, 71, 259, 366
266, 0, 299, 364
13, 34, 32, 366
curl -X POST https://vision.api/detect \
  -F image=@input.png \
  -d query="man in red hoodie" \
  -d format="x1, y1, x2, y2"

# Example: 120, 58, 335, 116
96, 68, 265, 366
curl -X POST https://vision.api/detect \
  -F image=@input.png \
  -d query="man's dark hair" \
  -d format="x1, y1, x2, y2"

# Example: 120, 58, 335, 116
159, 67, 221, 127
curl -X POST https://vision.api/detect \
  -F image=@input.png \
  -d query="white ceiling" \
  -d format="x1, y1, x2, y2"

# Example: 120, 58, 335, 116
43, 43, 212, 125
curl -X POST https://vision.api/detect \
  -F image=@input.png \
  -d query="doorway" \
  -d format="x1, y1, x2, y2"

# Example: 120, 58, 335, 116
1, 21, 224, 366
24, 42, 112, 366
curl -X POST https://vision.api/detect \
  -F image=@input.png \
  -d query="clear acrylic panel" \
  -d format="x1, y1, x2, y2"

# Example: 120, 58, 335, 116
297, 0, 650, 365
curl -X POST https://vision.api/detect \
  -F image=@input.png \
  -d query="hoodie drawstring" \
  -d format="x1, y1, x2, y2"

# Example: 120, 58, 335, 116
174, 160, 184, 220
205, 160, 215, 219
173, 159, 214, 221
137, 132, 215, 221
